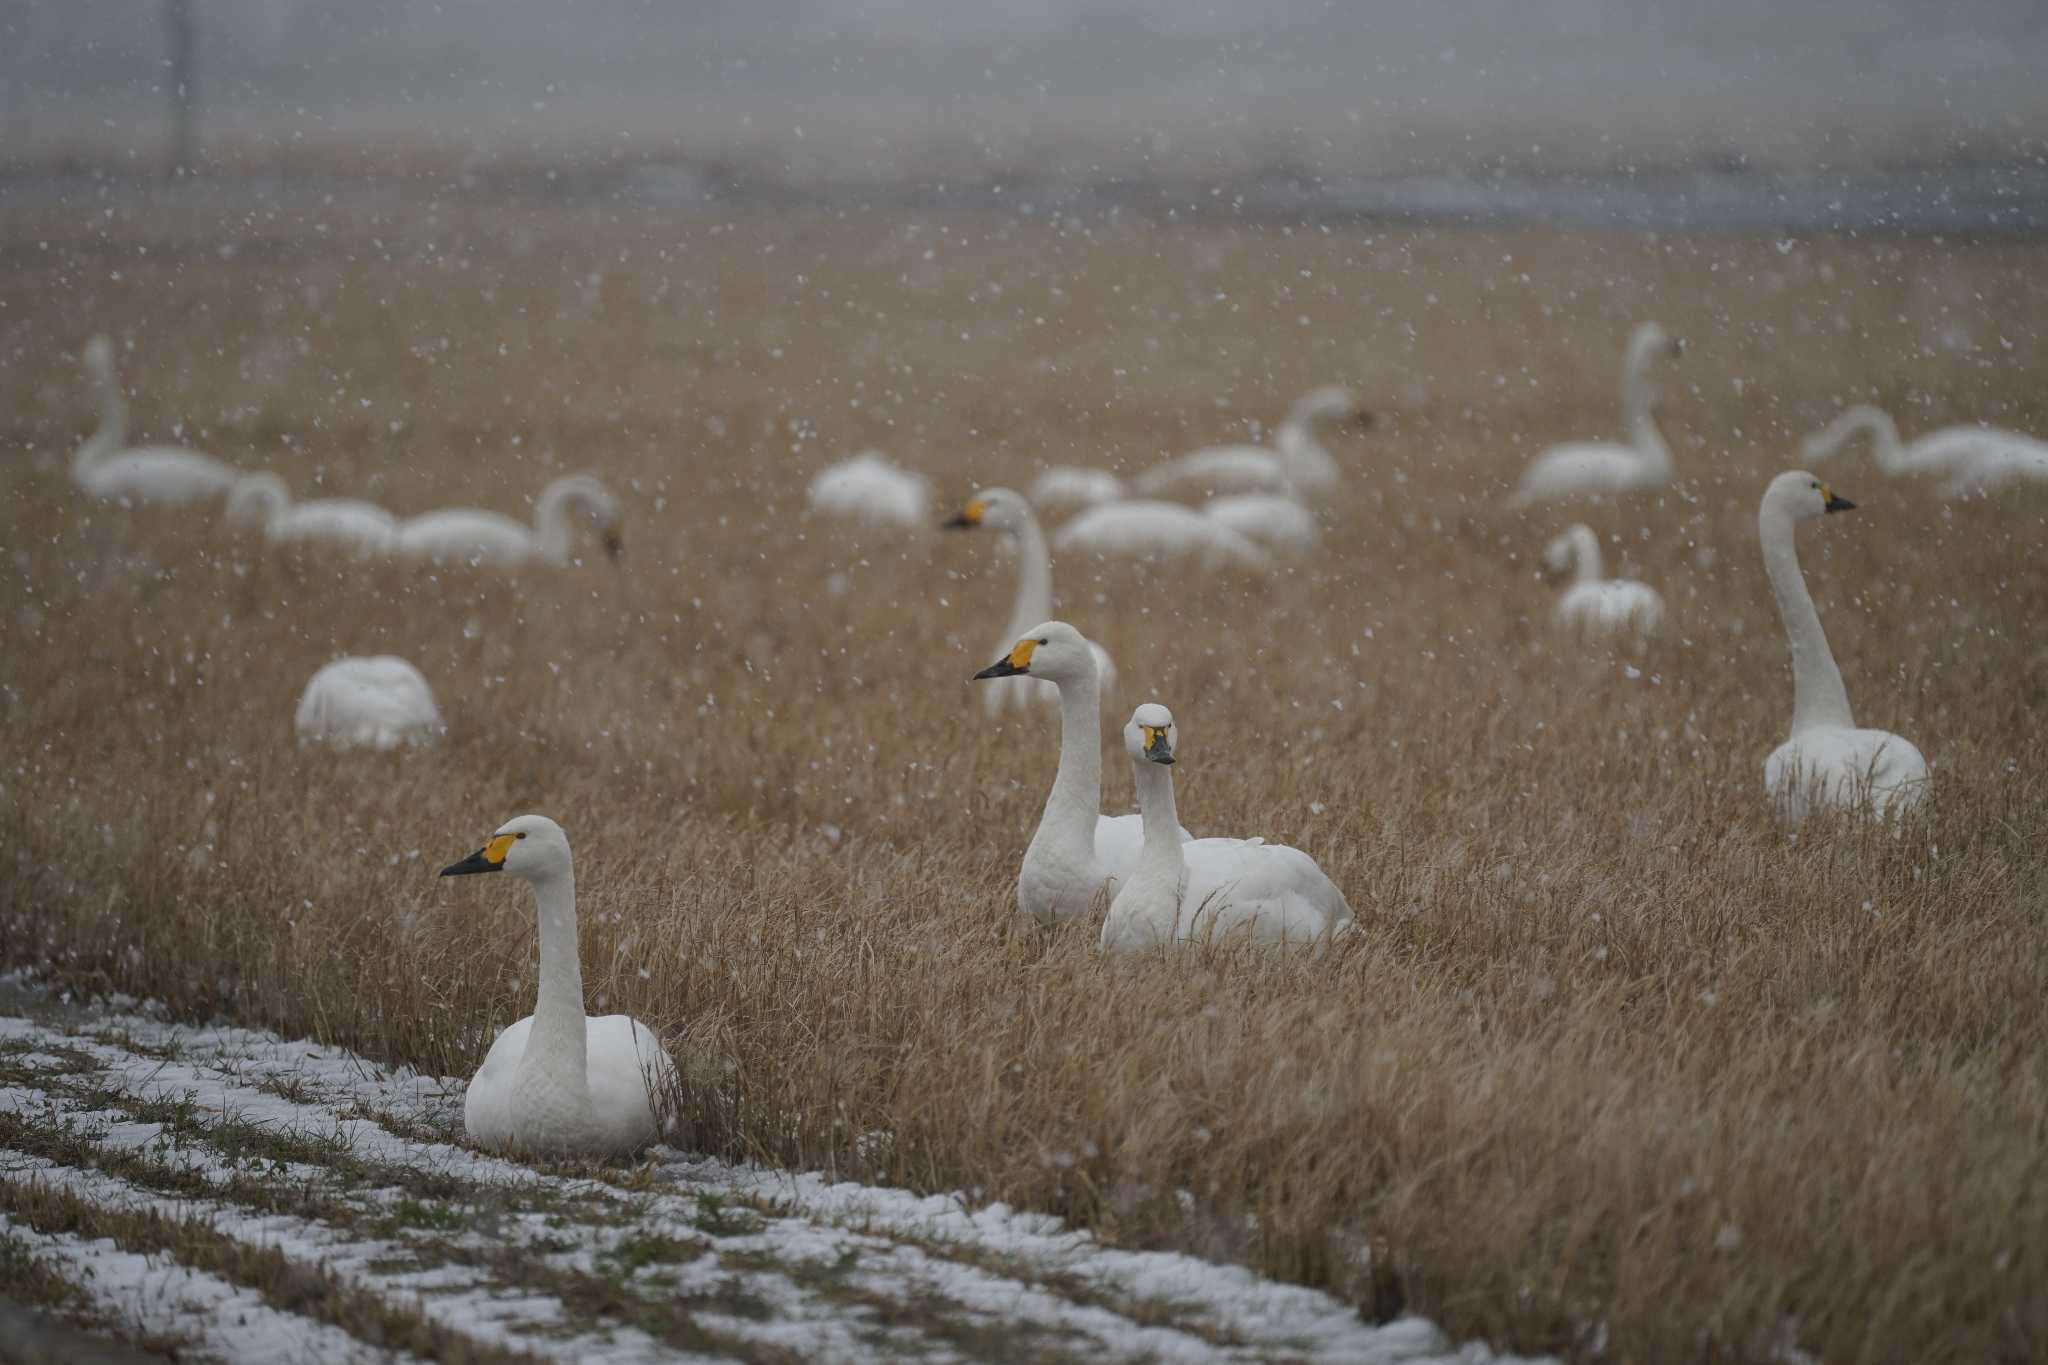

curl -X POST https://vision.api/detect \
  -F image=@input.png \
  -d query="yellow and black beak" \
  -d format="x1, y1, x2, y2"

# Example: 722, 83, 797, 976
1141, 725, 1175, 766
1351, 410, 1380, 433
974, 636, 1037, 681
603, 530, 624, 560
942, 499, 987, 531
441, 832, 514, 877
1822, 487, 1855, 514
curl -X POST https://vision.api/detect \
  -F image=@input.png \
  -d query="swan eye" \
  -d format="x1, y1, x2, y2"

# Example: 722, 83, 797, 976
1037, 637, 1049, 645
515, 832, 527, 840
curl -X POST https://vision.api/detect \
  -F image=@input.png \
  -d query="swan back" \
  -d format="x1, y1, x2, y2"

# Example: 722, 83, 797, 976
806, 451, 930, 529
1029, 466, 1125, 509
294, 656, 444, 750
1053, 501, 1277, 574
1800, 406, 1900, 470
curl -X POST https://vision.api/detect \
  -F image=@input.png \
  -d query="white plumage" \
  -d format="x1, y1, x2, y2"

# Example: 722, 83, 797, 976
1136, 386, 1367, 498
226, 472, 398, 558
293, 656, 444, 751
1802, 404, 2048, 499
805, 451, 930, 530
1028, 466, 1127, 510
1542, 524, 1664, 647
1202, 494, 1321, 559
73, 335, 240, 505
393, 474, 623, 569
1053, 501, 1276, 575
1509, 323, 1683, 508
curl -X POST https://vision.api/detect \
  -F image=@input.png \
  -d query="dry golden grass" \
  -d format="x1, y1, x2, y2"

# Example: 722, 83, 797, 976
3, 186, 2046, 1362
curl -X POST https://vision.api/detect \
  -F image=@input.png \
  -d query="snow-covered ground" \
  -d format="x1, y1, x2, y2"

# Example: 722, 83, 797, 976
0, 986, 1546, 1363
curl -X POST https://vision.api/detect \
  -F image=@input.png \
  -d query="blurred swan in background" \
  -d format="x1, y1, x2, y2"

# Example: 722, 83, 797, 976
1201, 493, 1322, 559
1136, 386, 1370, 498
227, 472, 398, 558
1028, 464, 1127, 511
1053, 501, 1276, 574
1757, 471, 1929, 828
1801, 403, 2048, 498
394, 474, 623, 569
1100, 703, 1354, 956
806, 450, 930, 530
73, 335, 240, 505
944, 488, 1117, 714
1542, 523, 1664, 647
1510, 322, 1683, 508
294, 656, 444, 750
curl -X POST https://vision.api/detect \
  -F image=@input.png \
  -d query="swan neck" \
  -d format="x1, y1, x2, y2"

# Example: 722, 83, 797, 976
1044, 671, 1103, 845
1622, 385, 1672, 474
1760, 507, 1855, 732
1568, 526, 1603, 584
534, 482, 588, 563
1277, 419, 1331, 479
1006, 513, 1053, 635
76, 368, 127, 474
524, 865, 590, 1089
1131, 757, 1185, 877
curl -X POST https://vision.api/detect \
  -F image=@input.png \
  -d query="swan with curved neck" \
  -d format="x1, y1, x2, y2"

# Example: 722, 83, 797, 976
972, 622, 1187, 924
944, 488, 1118, 714
226, 471, 399, 558
1051, 501, 1277, 575
441, 814, 679, 1156
1542, 523, 1664, 647
1757, 471, 1929, 827
73, 335, 240, 505
394, 474, 623, 568
1801, 404, 2048, 498
1102, 702, 1354, 955
1136, 385, 1373, 498
1509, 322, 1683, 508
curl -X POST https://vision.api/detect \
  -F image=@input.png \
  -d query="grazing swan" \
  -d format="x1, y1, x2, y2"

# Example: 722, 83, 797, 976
1509, 322, 1684, 508
1542, 523, 1664, 647
1801, 404, 2048, 499
1202, 493, 1321, 559
441, 814, 680, 1157
394, 474, 623, 569
1029, 465, 1126, 511
1101, 703, 1354, 956
1136, 386, 1371, 497
1053, 501, 1277, 574
806, 450, 930, 530
226, 472, 398, 558
1758, 471, 1930, 827
973, 622, 1189, 924
73, 335, 239, 504
294, 656, 444, 750
943, 488, 1118, 714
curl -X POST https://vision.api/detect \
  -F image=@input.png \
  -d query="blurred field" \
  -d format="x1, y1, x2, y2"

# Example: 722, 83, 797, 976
2, 186, 2046, 1362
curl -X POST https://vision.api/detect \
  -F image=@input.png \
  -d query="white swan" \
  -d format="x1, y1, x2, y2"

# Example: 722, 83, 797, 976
226, 472, 398, 558
393, 474, 623, 569
1758, 471, 1930, 828
1202, 493, 1321, 559
1101, 703, 1355, 956
943, 488, 1118, 714
441, 814, 680, 1157
1801, 404, 2048, 499
1052, 501, 1277, 575
1509, 322, 1684, 508
1135, 386, 1370, 498
1542, 524, 1664, 647
293, 656, 444, 750
972, 622, 1189, 924
806, 450, 930, 530
73, 335, 239, 505
1028, 465, 1126, 511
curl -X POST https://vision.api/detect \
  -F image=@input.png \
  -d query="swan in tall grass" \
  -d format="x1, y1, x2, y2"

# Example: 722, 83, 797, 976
1758, 471, 1930, 827
441, 814, 679, 1156
943, 489, 1117, 714
1509, 322, 1684, 508
73, 335, 239, 504
226, 472, 398, 558
1801, 404, 2048, 498
1136, 386, 1371, 498
394, 474, 623, 569
806, 450, 930, 530
1029, 465, 1127, 511
1201, 494, 1321, 559
1053, 501, 1276, 574
973, 622, 1189, 924
294, 656, 444, 750
1101, 703, 1354, 955
1542, 524, 1664, 647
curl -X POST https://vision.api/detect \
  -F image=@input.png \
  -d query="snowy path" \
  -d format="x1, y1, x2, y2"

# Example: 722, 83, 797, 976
0, 1001, 1544, 1364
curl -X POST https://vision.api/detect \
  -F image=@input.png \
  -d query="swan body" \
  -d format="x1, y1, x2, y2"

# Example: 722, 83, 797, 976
1757, 471, 1930, 828
806, 451, 930, 530
1101, 703, 1354, 956
1029, 466, 1126, 510
442, 815, 679, 1157
1802, 404, 2048, 498
227, 472, 398, 557
1543, 524, 1663, 646
944, 488, 1117, 715
1510, 323, 1683, 508
1053, 501, 1276, 574
973, 623, 1189, 924
1202, 494, 1321, 559
294, 656, 444, 750
1136, 386, 1368, 498
73, 335, 239, 505
394, 475, 623, 569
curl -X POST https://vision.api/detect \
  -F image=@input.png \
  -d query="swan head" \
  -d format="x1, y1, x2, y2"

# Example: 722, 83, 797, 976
1764, 469, 1856, 523
1540, 526, 1587, 577
1629, 321, 1684, 365
942, 487, 1032, 535
1290, 385, 1373, 429
441, 813, 571, 882
225, 472, 291, 529
1123, 702, 1178, 766
973, 619, 1097, 685
82, 335, 115, 375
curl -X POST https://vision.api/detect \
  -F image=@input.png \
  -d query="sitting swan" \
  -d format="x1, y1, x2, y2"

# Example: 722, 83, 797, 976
226, 471, 398, 558
1201, 493, 1321, 559
1052, 501, 1276, 575
441, 814, 680, 1157
973, 622, 1189, 924
806, 450, 930, 530
1028, 465, 1127, 511
1758, 471, 1930, 827
394, 474, 623, 569
1135, 386, 1371, 498
1509, 322, 1684, 509
943, 488, 1118, 714
1102, 703, 1355, 956
1800, 404, 2048, 499
73, 335, 240, 505
1542, 523, 1664, 648
294, 656, 444, 750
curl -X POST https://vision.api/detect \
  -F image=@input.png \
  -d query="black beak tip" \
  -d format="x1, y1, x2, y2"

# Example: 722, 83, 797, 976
1825, 494, 1856, 513
1151, 752, 1176, 765
603, 534, 624, 560
973, 660, 1022, 681
941, 514, 974, 530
